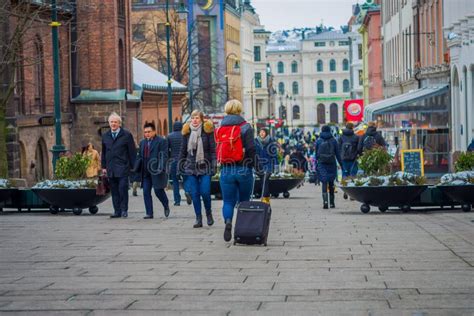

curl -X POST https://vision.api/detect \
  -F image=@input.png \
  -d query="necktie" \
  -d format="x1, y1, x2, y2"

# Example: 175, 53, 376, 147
112, 132, 117, 139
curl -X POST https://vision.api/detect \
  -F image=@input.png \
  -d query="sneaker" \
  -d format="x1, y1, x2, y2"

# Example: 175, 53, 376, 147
261, 197, 271, 204
223, 222, 232, 242
185, 192, 192, 205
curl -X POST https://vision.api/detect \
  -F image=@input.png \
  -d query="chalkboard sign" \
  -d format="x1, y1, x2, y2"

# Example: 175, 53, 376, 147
401, 149, 424, 176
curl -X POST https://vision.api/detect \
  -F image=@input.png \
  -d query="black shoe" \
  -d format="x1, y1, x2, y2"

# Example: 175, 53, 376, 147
329, 193, 335, 208
185, 192, 192, 205
206, 212, 214, 226
322, 193, 329, 209
223, 222, 232, 242
174, 202, 180, 206
143, 215, 153, 219
193, 216, 203, 228
110, 214, 121, 218
132, 191, 138, 197
164, 207, 170, 218
121, 212, 128, 218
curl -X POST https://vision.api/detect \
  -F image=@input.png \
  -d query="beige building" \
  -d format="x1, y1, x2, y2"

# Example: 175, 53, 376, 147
224, 2, 242, 103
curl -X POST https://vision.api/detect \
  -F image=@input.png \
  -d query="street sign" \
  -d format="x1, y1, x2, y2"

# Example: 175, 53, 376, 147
38, 116, 55, 126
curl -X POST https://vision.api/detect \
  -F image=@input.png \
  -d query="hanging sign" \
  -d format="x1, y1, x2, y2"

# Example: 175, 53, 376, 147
344, 99, 364, 122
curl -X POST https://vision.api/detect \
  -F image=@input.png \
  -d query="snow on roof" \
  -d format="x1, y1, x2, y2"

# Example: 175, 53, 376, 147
133, 57, 186, 89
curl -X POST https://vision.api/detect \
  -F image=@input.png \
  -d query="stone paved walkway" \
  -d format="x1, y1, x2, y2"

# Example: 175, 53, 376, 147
0, 184, 473, 315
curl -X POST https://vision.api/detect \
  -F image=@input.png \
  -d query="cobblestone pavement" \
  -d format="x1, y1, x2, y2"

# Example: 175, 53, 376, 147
0, 184, 473, 315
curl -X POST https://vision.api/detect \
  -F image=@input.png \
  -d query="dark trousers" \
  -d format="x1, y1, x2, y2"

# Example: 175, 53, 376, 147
322, 180, 335, 194
109, 176, 129, 215
143, 176, 169, 217
169, 161, 181, 204
261, 172, 272, 198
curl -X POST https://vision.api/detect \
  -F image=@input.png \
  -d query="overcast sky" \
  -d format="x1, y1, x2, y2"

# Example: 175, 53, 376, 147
251, 0, 360, 32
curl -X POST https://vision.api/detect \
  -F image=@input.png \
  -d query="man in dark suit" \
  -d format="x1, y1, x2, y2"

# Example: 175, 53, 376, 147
101, 112, 137, 218
135, 122, 170, 219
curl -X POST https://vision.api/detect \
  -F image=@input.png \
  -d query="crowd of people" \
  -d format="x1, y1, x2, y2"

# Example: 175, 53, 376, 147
99, 99, 387, 242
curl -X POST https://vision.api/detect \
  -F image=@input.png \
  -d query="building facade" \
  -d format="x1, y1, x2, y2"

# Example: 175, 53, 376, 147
267, 30, 351, 129
347, 5, 364, 100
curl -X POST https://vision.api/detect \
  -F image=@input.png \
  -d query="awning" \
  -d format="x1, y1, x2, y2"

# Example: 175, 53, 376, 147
71, 89, 126, 103
364, 85, 449, 120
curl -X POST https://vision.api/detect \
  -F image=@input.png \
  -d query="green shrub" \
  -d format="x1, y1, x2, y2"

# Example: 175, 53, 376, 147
55, 153, 90, 180
359, 147, 392, 176
454, 152, 474, 172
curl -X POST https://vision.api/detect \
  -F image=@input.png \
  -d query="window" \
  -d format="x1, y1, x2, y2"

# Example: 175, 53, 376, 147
358, 44, 362, 60
358, 70, 363, 86
33, 36, 45, 112
133, 24, 146, 41
317, 104, 326, 124
317, 60, 323, 72
338, 41, 349, 46
330, 59, 336, 71
329, 41, 335, 47
291, 61, 298, 73
292, 81, 299, 95
156, 23, 166, 41
343, 79, 350, 92
278, 82, 285, 95
330, 80, 337, 93
254, 72, 262, 88
314, 42, 326, 47
317, 80, 324, 93
277, 61, 284, 74
254, 46, 261, 62
342, 59, 349, 71
330, 103, 338, 123
293, 105, 300, 120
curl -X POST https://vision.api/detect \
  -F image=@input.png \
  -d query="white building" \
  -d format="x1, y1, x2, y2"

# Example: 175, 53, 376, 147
444, 0, 474, 151
348, 4, 364, 100
267, 30, 351, 129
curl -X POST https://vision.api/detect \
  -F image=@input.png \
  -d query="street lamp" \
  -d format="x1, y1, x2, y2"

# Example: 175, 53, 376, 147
249, 76, 261, 130
225, 53, 240, 101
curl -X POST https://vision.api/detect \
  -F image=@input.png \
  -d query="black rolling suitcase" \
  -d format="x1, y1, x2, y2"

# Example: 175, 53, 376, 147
234, 175, 271, 246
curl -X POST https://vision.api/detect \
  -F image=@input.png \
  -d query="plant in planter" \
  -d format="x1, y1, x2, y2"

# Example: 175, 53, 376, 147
32, 153, 110, 215
454, 152, 474, 172
358, 147, 392, 176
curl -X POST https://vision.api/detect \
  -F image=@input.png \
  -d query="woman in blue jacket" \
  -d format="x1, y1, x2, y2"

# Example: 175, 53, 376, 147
255, 128, 278, 204
315, 125, 343, 209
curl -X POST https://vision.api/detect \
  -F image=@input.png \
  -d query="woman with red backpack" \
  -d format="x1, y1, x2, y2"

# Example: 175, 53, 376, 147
215, 100, 257, 242
179, 110, 216, 228
315, 125, 343, 209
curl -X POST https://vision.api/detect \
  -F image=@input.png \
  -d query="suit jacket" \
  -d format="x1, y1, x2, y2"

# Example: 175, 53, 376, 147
135, 136, 168, 190
101, 128, 137, 178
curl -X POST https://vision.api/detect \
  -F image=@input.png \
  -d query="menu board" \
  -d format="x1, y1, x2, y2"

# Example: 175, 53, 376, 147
401, 149, 424, 176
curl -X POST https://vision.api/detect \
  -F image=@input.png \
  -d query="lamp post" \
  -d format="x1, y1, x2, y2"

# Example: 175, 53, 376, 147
50, 0, 66, 171
225, 53, 240, 101
165, 0, 173, 134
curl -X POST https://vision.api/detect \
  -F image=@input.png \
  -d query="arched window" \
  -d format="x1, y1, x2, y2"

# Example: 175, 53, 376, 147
35, 138, 49, 181
293, 105, 300, 120
278, 82, 285, 95
277, 61, 284, 73
317, 80, 324, 93
317, 59, 323, 72
329, 59, 336, 71
292, 81, 299, 95
330, 103, 338, 123
291, 61, 298, 73
317, 104, 326, 124
330, 80, 337, 93
343, 79, 350, 92
342, 59, 349, 71
33, 35, 45, 113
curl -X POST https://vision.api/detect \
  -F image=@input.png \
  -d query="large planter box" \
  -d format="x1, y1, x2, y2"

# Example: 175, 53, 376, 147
211, 178, 304, 199
32, 188, 111, 215
437, 185, 474, 212
341, 185, 429, 213
0, 189, 19, 211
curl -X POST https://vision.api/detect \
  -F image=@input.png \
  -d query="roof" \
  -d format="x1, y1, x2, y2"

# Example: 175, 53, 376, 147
71, 89, 126, 103
133, 57, 187, 92
364, 85, 450, 120
304, 31, 349, 41
266, 41, 301, 53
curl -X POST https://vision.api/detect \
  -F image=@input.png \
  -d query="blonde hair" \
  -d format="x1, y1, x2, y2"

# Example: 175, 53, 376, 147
190, 109, 205, 122
108, 112, 122, 125
368, 121, 376, 127
224, 99, 243, 115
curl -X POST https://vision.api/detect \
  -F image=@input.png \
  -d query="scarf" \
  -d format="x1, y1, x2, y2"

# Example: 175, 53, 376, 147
258, 135, 270, 146
188, 123, 205, 164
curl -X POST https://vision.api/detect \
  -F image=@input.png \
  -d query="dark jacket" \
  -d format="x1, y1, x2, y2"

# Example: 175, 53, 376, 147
179, 121, 216, 176
134, 136, 168, 190
358, 126, 386, 153
255, 137, 278, 173
338, 128, 360, 161
219, 114, 256, 169
101, 128, 136, 178
468, 139, 474, 152
167, 121, 183, 163
315, 131, 342, 182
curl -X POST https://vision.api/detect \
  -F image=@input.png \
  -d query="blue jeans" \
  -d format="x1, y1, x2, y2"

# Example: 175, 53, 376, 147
109, 176, 129, 216
169, 161, 181, 204
219, 166, 254, 222
342, 160, 358, 178
185, 175, 211, 217
143, 176, 169, 217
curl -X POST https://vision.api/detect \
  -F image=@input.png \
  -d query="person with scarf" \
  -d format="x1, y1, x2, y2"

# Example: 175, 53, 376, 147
315, 125, 343, 209
178, 110, 216, 228
255, 128, 278, 204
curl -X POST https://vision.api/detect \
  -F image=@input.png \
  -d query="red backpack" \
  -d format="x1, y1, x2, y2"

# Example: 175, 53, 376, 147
215, 122, 246, 163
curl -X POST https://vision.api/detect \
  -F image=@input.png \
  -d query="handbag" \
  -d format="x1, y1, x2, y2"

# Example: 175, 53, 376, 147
96, 174, 110, 196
